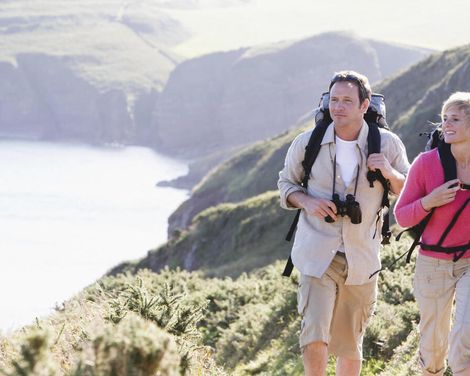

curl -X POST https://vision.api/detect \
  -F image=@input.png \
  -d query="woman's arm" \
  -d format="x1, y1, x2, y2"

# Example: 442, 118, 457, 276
420, 180, 460, 211
394, 154, 431, 228
395, 151, 462, 228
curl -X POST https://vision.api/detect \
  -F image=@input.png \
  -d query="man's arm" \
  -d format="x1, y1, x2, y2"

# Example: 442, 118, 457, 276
278, 131, 337, 218
367, 132, 410, 195
366, 153, 406, 195
278, 132, 309, 210
287, 191, 337, 221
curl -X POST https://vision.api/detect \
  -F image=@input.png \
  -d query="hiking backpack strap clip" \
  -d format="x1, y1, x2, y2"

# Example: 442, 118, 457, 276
420, 197, 470, 261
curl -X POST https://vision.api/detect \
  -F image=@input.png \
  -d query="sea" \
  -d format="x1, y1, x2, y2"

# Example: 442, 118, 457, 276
0, 140, 189, 333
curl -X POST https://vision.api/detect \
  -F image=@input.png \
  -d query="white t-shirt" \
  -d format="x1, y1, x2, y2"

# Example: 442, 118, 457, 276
335, 135, 359, 187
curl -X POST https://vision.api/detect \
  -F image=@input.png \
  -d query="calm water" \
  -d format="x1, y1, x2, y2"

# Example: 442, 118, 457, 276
0, 141, 188, 332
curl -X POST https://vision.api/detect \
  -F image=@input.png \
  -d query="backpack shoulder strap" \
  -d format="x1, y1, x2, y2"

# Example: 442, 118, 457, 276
285, 120, 330, 242
301, 121, 330, 188
438, 141, 457, 181
366, 122, 392, 244
367, 121, 381, 154
366, 122, 387, 188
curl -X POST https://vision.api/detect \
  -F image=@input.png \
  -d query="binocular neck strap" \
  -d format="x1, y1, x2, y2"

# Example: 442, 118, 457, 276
332, 154, 360, 197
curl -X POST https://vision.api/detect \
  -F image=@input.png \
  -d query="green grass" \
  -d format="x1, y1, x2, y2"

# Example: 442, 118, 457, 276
1, 240, 426, 375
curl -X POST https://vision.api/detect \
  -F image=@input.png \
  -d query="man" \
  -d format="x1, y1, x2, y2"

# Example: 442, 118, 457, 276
278, 71, 410, 375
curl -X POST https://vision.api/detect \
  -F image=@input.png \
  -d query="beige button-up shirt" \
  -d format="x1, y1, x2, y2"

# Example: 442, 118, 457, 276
278, 121, 410, 285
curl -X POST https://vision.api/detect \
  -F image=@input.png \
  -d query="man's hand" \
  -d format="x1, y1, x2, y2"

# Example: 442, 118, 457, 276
421, 179, 460, 211
367, 153, 406, 195
367, 153, 394, 179
287, 192, 337, 221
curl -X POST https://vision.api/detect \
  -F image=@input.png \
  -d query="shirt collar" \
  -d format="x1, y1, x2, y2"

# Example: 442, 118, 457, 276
321, 120, 369, 152
356, 119, 369, 151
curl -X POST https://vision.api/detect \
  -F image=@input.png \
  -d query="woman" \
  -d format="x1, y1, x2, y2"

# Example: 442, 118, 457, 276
395, 92, 470, 376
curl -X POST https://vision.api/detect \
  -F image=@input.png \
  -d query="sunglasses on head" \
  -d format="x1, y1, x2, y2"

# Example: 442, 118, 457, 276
329, 74, 363, 88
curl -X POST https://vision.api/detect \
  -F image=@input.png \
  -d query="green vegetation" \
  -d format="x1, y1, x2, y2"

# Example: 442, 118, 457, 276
105, 44, 470, 372
0, 270, 223, 375
2, 240, 448, 375
168, 126, 306, 234
117, 190, 294, 278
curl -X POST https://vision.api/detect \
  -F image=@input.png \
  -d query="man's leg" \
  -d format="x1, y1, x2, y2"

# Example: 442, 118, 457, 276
303, 341, 328, 376
328, 255, 377, 376
297, 262, 339, 375
336, 357, 361, 376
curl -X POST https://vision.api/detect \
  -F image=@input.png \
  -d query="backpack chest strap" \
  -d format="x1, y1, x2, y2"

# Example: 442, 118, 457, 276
420, 197, 470, 261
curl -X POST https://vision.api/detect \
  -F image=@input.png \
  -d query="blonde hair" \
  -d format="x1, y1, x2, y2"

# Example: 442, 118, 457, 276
441, 92, 470, 122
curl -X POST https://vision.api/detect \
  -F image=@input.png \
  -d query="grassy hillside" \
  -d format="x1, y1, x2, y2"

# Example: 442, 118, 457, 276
168, 43, 470, 234
168, 126, 304, 234
377, 44, 470, 159
116, 190, 293, 278
1, 244, 430, 375
80, 43, 470, 375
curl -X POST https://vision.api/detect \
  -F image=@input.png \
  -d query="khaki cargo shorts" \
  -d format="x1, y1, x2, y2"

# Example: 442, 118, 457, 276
297, 253, 377, 360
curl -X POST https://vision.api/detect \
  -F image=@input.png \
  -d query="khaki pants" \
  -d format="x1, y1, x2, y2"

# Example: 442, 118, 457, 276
297, 253, 377, 360
414, 254, 470, 375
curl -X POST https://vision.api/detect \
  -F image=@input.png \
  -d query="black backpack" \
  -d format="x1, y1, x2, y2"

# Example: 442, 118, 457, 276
282, 92, 391, 277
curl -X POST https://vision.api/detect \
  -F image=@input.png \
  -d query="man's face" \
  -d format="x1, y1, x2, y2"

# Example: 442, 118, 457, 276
329, 81, 368, 128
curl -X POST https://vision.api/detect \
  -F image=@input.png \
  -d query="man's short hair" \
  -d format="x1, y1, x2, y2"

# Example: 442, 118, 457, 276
328, 71, 372, 105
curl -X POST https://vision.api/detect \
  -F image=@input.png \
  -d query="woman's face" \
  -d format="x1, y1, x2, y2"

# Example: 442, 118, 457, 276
442, 106, 470, 145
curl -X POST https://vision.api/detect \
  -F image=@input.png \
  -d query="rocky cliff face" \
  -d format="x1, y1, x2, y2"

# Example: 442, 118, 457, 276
0, 2, 432, 160
0, 55, 166, 144
0, 0, 431, 152
0, 0, 184, 144
152, 32, 432, 158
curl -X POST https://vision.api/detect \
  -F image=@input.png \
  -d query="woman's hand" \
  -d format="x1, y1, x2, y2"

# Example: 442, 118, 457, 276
420, 179, 461, 211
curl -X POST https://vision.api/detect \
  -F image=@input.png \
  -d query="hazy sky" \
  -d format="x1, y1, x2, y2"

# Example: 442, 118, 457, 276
167, 0, 470, 57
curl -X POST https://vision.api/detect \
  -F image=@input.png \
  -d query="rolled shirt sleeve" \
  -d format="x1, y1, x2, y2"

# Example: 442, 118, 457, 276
387, 131, 411, 179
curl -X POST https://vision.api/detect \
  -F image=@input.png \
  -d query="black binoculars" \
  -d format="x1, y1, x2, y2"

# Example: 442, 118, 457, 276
325, 193, 362, 224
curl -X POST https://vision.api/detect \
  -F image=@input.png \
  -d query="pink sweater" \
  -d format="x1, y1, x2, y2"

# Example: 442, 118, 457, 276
394, 148, 470, 260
